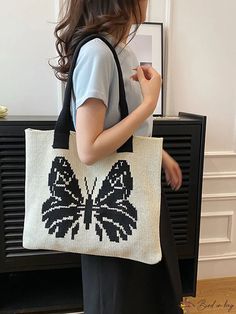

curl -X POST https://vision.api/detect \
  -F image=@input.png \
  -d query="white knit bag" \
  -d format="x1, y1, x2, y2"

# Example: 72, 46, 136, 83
22, 34, 163, 265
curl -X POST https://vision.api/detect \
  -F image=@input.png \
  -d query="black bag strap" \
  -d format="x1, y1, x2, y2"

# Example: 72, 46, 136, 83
52, 34, 133, 153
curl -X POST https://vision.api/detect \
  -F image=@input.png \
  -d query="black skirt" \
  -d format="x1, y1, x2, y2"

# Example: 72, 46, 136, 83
81, 192, 184, 314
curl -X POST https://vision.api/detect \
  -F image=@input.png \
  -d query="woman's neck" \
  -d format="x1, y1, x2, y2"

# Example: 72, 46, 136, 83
109, 23, 133, 44
122, 26, 132, 44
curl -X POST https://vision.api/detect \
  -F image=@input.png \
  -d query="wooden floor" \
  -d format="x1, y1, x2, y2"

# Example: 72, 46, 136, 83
182, 277, 236, 314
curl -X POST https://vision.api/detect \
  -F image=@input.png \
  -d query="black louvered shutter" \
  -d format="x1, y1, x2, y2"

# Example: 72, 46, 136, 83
0, 122, 80, 272
153, 121, 201, 257
161, 134, 192, 248
0, 132, 26, 258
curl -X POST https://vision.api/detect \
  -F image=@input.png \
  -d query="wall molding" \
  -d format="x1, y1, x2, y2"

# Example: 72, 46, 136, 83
202, 193, 236, 201
205, 151, 236, 157
199, 253, 236, 261
146, 1, 151, 21
204, 171, 236, 179
201, 211, 233, 217
203, 151, 236, 174
164, 0, 173, 115
200, 211, 233, 244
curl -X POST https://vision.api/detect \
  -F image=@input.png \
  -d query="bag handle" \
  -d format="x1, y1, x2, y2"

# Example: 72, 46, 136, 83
52, 34, 133, 153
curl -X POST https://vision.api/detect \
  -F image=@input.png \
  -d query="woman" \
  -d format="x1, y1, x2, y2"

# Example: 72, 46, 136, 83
52, 1, 184, 313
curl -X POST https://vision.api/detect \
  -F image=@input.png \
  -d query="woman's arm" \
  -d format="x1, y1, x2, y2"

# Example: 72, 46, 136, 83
162, 150, 182, 191
76, 97, 154, 165
75, 66, 161, 165
76, 100, 182, 190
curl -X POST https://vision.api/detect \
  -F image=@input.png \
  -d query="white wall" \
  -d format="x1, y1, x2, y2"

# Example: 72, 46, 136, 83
149, 0, 236, 279
0, 0, 60, 115
167, 0, 236, 152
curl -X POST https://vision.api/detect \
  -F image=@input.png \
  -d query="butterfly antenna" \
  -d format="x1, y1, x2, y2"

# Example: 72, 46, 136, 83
84, 178, 89, 196
84, 177, 97, 196
91, 177, 98, 197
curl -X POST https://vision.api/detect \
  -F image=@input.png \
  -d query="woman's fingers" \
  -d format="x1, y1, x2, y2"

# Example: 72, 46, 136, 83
176, 165, 183, 190
166, 164, 182, 191
163, 150, 183, 191
136, 66, 146, 83
130, 65, 161, 81
141, 65, 158, 79
172, 165, 182, 191
165, 170, 171, 186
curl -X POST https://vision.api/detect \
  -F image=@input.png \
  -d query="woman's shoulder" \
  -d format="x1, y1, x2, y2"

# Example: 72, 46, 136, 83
79, 38, 115, 62
73, 37, 117, 77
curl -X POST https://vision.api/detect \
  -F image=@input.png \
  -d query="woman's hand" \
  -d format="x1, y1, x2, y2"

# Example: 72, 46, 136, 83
131, 65, 162, 115
162, 150, 182, 191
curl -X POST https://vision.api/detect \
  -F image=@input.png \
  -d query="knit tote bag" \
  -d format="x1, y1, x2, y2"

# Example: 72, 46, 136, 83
22, 34, 163, 265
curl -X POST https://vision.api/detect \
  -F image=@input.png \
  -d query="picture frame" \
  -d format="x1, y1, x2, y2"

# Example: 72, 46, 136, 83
129, 22, 164, 116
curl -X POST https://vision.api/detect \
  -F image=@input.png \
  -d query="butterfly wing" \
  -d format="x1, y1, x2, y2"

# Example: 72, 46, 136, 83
42, 157, 84, 239
94, 160, 137, 242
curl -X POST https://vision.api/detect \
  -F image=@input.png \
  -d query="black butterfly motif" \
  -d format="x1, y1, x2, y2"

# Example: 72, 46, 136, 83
42, 157, 137, 242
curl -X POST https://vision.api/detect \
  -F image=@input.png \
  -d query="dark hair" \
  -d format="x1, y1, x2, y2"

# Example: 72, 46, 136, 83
51, 0, 142, 81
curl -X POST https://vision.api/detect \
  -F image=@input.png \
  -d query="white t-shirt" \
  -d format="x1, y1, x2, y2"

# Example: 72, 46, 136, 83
70, 35, 153, 137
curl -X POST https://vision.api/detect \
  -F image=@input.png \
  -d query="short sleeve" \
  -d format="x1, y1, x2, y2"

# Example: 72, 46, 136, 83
72, 38, 115, 109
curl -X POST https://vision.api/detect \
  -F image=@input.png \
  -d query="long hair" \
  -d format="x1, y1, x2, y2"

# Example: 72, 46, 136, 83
51, 0, 142, 81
